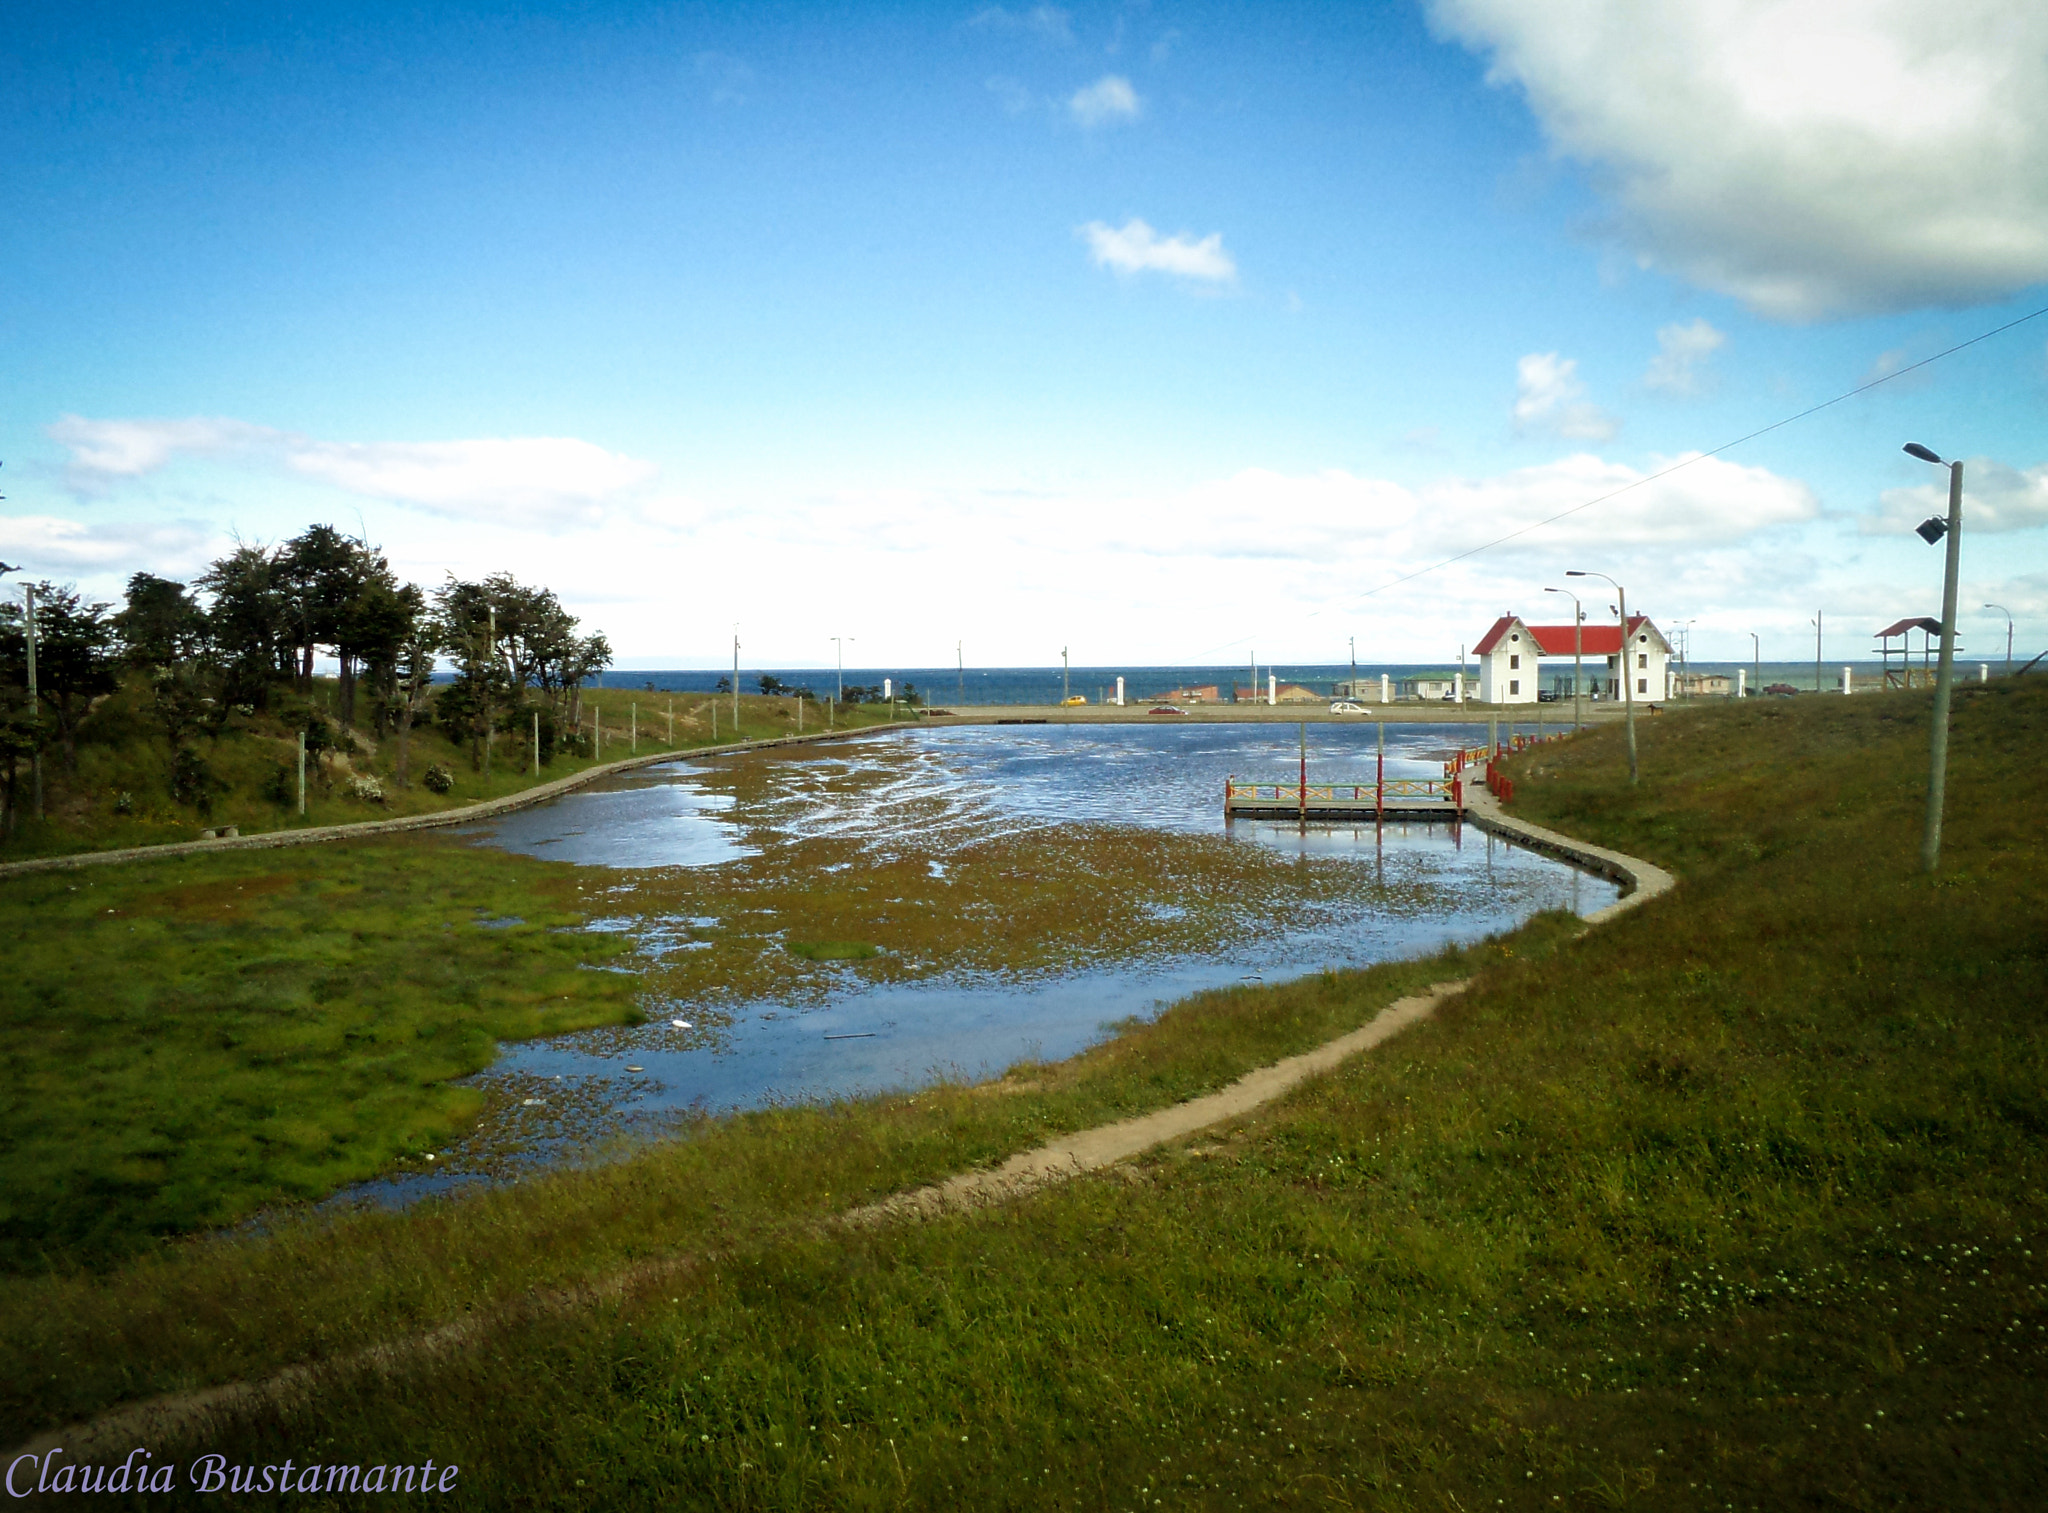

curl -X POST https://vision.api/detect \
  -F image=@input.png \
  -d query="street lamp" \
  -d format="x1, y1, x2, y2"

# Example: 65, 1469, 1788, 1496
1982, 604, 2013, 675
1905, 441, 1964, 873
1675, 618, 1696, 700
1749, 632, 1760, 699
1566, 570, 1637, 784
1542, 586, 1584, 730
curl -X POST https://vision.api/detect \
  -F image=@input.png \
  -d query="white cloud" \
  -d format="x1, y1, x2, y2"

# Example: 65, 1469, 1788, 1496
1873, 457, 2048, 535
1423, 451, 1819, 548
1427, 0, 2048, 319
1069, 74, 1141, 126
1080, 218, 1236, 282
47, 415, 657, 531
1643, 317, 1726, 394
968, 5, 1074, 44
0, 514, 219, 581
1512, 352, 1618, 440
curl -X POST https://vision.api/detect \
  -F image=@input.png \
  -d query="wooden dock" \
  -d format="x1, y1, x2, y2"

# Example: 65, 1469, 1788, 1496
1224, 776, 1464, 822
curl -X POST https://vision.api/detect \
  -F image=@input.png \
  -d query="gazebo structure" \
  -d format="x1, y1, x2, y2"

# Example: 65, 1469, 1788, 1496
1875, 617, 1947, 688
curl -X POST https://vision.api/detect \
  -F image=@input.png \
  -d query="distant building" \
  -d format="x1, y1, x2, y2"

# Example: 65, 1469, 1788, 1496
1231, 682, 1321, 704
1154, 684, 1221, 703
1399, 674, 1460, 701
1672, 672, 1734, 697
1473, 613, 1673, 704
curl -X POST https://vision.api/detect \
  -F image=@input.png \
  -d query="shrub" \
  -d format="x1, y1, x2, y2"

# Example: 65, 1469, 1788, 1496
169, 748, 221, 814
422, 764, 454, 795
346, 774, 386, 804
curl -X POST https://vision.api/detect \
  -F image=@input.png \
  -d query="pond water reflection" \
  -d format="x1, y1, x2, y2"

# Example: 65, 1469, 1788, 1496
359, 724, 1612, 1207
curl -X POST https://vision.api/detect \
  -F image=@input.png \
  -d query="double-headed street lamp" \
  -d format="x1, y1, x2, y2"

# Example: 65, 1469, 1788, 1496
1981, 604, 2013, 675
1904, 441, 1964, 873
1566, 569, 1638, 784
1542, 585, 1585, 731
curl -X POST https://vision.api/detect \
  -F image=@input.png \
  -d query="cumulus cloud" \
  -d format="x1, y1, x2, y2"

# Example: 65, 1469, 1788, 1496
0, 514, 219, 580
1080, 218, 1236, 282
1643, 317, 1726, 394
1423, 451, 1819, 548
1427, 0, 2048, 319
968, 5, 1073, 44
1512, 352, 1618, 440
1872, 457, 2048, 535
1069, 74, 1141, 126
46, 415, 657, 530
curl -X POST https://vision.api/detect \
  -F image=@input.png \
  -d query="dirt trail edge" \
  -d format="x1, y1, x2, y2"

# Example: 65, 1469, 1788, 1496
8, 781, 1672, 1461
0, 722, 910, 880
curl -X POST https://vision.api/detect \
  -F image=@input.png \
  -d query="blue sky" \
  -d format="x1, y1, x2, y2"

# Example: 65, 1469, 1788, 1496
5, 0, 2046, 667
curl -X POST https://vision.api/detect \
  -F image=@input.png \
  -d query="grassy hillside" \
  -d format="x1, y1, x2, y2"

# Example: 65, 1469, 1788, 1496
6, 680, 2044, 1509
0, 680, 896, 859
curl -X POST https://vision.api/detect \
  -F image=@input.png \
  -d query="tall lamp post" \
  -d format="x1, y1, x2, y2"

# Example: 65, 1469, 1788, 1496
1905, 442, 1964, 873
1567, 570, 1637, 784
1674, 618, 1696, 700
1981, 604, 2012, 675
1750, 632, 1760, 699
1543, 586, 1584, 730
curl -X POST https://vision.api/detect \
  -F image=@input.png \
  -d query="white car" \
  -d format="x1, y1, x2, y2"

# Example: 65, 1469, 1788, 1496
1329, 701, 1368, 714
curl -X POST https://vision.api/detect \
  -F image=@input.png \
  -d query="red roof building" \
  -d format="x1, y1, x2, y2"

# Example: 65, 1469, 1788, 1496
1472, 613, 1672, 705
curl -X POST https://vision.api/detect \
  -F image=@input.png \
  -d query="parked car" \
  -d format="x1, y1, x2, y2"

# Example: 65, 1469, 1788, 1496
1763, 683, 1800, 697
1149, 705, 1187, 716
1060, 695, 1087, 706
1536, 690, 1559, 703
1329, 701, 1367, 714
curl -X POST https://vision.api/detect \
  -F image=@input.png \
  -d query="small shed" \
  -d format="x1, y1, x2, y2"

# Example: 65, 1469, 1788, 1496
1875, 617, 1947, 688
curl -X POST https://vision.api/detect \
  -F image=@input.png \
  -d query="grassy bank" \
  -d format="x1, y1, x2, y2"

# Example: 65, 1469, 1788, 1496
10, 680, 2047, 1509
0, 682, 900, 861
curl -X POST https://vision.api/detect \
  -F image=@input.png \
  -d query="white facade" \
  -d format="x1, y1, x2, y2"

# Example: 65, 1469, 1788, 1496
1477, 621, 1541, 705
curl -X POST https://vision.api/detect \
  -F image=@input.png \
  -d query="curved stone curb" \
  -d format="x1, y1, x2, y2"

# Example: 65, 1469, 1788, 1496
0, 721, 909, 882
1461, 783, 1675, 923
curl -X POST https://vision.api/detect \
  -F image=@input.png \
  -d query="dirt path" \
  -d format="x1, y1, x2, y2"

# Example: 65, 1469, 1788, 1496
8, 783, 1672, 1463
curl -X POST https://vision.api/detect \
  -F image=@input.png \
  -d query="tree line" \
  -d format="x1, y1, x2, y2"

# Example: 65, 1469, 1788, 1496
0, 524, 612, 826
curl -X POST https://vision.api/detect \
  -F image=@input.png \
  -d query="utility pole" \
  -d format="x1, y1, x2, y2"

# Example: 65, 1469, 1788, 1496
832, 636, 851, 705
957, 640, 964, 706
25, 582, 42, 820
1568, 570, 1636, 784
1061, 647, 1070, 705
732, 630, 740, 730
1348, 635, 1356, 700
484, 604, 495, 778
1812, 611, 1822, 695
1904, 443, 1966, 873
1750, 632, 1761, 699
1544, 586, 1584, 731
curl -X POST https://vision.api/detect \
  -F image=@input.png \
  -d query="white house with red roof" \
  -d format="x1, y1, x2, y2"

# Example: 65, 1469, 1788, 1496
1472, 613, 1673, 705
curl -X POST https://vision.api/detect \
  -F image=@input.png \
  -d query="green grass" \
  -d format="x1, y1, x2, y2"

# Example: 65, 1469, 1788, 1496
8, 680, 2048, 1510
0, 838, 642, 1269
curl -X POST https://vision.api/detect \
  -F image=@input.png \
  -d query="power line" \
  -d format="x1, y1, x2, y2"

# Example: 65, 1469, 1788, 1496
1193, 299, 2048, 656
1351, 301, 2048, 604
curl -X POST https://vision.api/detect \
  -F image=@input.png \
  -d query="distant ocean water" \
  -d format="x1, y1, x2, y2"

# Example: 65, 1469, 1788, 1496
592, 660, 1904, 705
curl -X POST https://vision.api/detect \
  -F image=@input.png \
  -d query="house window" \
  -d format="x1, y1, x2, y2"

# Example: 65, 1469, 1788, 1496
1637, 652, 1647, 669
1509, 654, 1520, 669
1509, 679, 1520, 696
1638, 678, 1648, 694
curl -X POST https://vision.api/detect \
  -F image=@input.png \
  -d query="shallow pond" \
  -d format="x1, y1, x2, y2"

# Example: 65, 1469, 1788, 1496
358, 723, 1615, 1205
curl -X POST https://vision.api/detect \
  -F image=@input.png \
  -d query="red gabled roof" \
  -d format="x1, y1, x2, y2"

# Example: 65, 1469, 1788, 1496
1471, 615, 1520, 655
1492, 615, 1653, 657
1875, 616, 1943, 639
